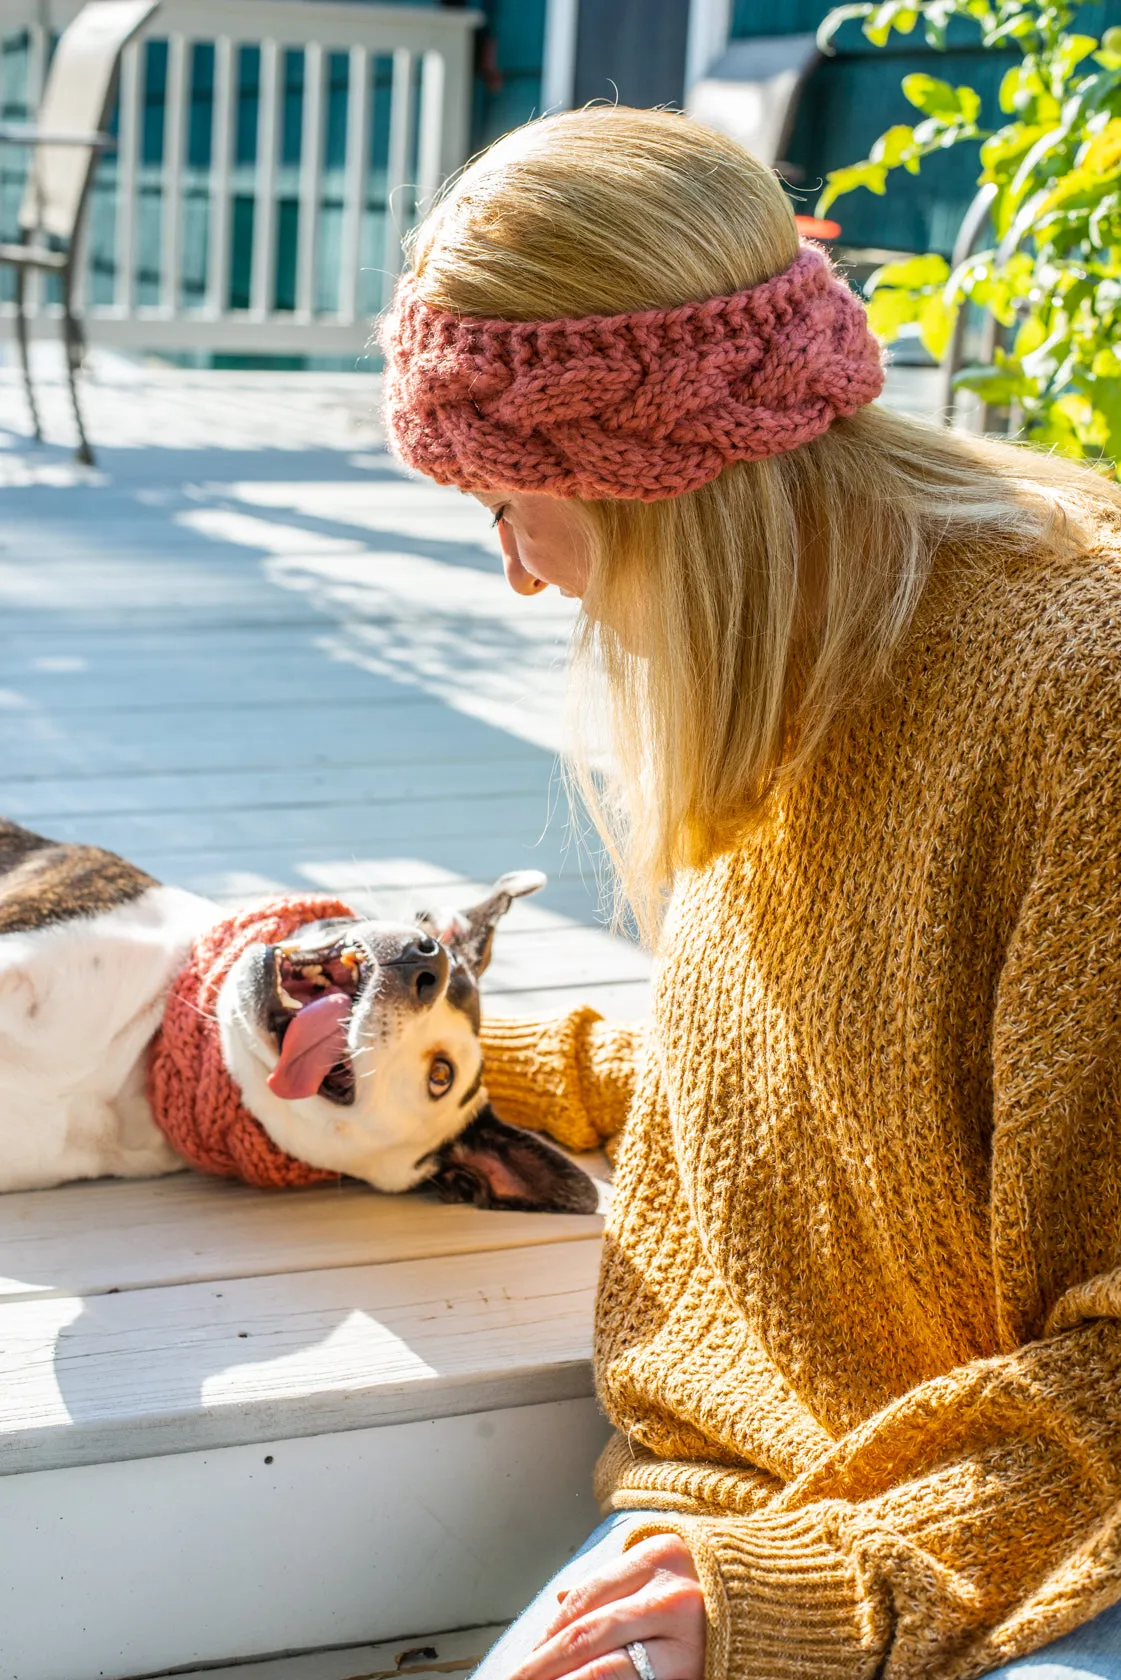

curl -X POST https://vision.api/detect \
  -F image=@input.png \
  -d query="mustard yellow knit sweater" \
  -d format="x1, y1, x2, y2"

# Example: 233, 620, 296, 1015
481, 546, 1121, 1680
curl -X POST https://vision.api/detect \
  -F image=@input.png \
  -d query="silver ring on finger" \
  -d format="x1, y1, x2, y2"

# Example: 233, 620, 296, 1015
625, 1641, 657, 1680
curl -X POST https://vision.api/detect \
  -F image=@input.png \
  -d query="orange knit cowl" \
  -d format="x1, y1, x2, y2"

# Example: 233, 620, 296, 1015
148, 897, 356, 1188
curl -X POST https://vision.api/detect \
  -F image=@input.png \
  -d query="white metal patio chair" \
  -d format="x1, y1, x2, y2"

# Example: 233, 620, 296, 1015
0, 0, 159, 463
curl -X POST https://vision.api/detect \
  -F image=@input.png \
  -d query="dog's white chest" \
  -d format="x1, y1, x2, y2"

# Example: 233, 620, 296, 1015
0, 885, 220, 1190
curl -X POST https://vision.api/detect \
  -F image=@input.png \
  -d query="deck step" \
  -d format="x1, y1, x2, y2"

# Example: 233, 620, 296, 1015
0, 1177, 609, 1680
167, 1623, 506, 1680
0, 1167, 606, 1475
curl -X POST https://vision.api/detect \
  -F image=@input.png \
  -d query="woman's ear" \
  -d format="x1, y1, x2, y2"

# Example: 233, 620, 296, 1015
421, 1106, 600, 1213
415, 870, 545, 977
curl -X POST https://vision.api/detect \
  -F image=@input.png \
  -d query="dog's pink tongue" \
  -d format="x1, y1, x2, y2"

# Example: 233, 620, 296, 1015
267, 993, 351, 1100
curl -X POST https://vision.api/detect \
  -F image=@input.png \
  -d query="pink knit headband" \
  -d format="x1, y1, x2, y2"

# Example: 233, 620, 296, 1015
380, 245, 884, 502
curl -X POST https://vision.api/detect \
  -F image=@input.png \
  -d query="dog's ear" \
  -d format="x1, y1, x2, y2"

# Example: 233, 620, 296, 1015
415, 870, 545, 978
424, 1105, 600, 1214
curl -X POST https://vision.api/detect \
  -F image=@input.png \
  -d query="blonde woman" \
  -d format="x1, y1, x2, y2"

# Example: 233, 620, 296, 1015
381, 108, 1121, 1680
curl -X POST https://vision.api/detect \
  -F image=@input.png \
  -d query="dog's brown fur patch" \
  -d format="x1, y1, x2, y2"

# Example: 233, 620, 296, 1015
0, 819, 158, 934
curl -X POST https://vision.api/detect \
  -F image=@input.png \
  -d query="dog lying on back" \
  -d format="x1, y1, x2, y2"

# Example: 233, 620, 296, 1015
0, 818, 596, 1212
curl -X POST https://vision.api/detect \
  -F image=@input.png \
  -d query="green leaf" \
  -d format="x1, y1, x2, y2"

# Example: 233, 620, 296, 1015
864, 1, 919, 46
1077, 118, 1121, 173
953, 364, 1034, 403
1054, 392, 1110, 449
998, 184, 1053, 259
999, 64, 1023, 115
902, 73, 969, 118
816, 3, 874, 53
867, 253, 951, 291
1055, 34, 1099, 81
981, 123, 1047, 184
1092, 346, 1121, 377
870, 123, 918, 166
1003, 126, 1072, 229
956, 85, 982, 125
999, 58, 1057, 120
1087, 376, 1121, 462
1013, 314, 1048, 359
983, 12, 1039, 47
1089, 190, 1121, 246
1044, 166, 1121, 216
1021, 326, 1074, 383
1097, 27, 1121, 70
866, 288, 922, 341
918, 291, 958, 361
1026, 405, 1082, 453
816, 160, 889, 214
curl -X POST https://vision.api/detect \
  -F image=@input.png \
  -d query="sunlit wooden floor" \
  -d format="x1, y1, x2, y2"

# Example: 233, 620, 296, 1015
0, 350, 652, 1018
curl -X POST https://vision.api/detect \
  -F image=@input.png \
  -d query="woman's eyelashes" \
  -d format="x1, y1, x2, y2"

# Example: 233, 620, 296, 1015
491, 504, 509, 528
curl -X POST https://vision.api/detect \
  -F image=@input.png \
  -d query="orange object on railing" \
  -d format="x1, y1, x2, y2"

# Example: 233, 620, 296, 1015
794, 215, 841, 239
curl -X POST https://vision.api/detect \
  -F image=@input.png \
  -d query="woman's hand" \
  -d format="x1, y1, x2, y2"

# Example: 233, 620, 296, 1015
508, 1533, 706, 1680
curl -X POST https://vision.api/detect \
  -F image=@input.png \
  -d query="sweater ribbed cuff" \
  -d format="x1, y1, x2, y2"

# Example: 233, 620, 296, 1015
479, 1008, 630, 1152
623, 1508, 881, 1680
478, 1012, 583, 1136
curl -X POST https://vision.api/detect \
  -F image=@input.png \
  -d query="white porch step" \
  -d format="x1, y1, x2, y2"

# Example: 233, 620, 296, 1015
173, 1624, 507, 1680
0, 1175, 610, 1680
1, 1229, 604, 1472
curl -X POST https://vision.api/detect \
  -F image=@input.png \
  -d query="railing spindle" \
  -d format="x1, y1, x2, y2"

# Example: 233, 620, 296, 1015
0, 1, 483, 351
337, 44, 369, 325
382, 47, 414, 305
114, 40, 142, 317
160, 32, 187, 315
25, 19, 47, 317
250, 37, 280, 318
416, 49, 444, 217
295, 41, 323, 320
206, 34, 234, 318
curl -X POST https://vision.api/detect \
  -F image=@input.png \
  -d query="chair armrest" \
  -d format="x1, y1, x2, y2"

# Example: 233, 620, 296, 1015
0, 125, 114, 148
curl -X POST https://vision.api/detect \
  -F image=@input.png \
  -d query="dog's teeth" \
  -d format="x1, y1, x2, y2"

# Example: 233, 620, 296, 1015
277, 983, 301, 1011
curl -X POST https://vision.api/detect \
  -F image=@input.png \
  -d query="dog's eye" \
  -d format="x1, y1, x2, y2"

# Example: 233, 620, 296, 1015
428, 1056, 455, 1098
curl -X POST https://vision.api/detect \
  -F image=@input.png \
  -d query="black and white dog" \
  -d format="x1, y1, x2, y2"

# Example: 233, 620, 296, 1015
0, 818, 596, 1212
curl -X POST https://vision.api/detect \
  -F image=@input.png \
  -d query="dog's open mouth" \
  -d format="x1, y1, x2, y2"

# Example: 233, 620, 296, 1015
264, 941, 366, 1106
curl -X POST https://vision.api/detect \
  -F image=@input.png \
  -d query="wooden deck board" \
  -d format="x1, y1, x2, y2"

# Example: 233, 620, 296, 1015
0, 1238, 603, 1473
0, 1171, 610, 1304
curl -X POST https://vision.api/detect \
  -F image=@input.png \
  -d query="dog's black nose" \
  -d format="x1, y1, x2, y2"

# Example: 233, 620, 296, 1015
394, 938, 449, 1005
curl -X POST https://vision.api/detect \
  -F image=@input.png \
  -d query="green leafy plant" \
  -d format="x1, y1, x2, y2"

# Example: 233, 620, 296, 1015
816, 0, 1121, 466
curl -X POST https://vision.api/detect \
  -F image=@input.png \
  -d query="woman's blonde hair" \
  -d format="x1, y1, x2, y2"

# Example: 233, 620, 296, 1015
408, 106, 1121, 938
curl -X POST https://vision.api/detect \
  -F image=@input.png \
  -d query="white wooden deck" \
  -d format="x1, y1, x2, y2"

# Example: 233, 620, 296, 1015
0, 351, 642, 1680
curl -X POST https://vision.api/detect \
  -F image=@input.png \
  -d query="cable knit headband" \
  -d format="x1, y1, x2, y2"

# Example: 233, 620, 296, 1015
380, 245, 884, 502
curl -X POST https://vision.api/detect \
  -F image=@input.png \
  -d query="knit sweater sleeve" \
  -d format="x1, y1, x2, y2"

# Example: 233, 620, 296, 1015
479, 1008, 644, 1151
628, 660, 1121, 1680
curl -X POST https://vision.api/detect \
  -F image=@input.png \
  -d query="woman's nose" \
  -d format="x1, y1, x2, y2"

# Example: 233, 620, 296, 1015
497, 521, 546, 595
502, 550, 547, 595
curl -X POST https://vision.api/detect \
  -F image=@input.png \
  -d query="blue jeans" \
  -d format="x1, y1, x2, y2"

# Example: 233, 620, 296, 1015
472, 1513, 1121, 1680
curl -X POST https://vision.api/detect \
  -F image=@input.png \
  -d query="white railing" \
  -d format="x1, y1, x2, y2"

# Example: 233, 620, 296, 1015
0, 0, 482, 355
